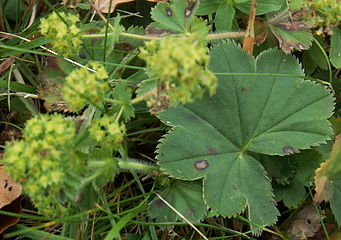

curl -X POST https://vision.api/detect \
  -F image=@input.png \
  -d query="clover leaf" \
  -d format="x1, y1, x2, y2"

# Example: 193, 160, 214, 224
157, 41, 333, 231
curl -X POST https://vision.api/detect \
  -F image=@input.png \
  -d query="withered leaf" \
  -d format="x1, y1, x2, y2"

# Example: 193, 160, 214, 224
0, 166, 22, 209
0, 197, 22, 234
285, 204, 324, 240
38, 57, 74, 113
268, 11, 313, 54
93, 0, 135, 13
93, 0, 169, 13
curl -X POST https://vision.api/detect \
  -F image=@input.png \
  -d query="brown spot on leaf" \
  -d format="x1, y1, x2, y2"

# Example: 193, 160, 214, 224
189, 115, 198, 121
155, 199, 165, 207
146, 24, 172, 37
282, 146, 300, 155
185, 208, 195, 217
207, 146, 218, 155
184, 1, 197, 18
241, 87, 248, 92
165, 7, 172, 16
194, 159, 209, 171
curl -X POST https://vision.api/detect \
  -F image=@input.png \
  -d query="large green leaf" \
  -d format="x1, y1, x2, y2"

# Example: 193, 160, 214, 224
157, 42, 333, 231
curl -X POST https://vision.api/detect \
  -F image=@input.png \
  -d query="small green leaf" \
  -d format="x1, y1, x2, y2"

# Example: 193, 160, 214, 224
88, 148, 119, 186
270, 25, 313, 54
271, 150, 322, 208
330, 27, 341, 68
306, 39, 329, 70
151, 0, 200, 34
148, 180, 206, 223
235, 0, 284, 15
196, 0, 222, 15
215, 3, 235, 32
111, 81, 135, 122
157, 41, 333, 231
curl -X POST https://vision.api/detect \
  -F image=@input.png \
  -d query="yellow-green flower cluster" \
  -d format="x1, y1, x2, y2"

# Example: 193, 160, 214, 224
290, 0, 340, 32
39, 12, 82, 57
3, 115, 78, 216
89, 115, 125, 150
139, 37, 217, 104
62, 63, 109, 111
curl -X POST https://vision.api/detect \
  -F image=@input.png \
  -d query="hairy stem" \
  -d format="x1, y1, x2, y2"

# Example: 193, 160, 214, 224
117, 158, 159, 173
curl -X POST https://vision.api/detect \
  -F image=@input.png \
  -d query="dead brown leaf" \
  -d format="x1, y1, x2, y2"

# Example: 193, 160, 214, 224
0, 166, 22, 209
92, 0, 169, 13
285, 203, 324, 240
93, 0, 135, 13
0, 58, 16, 75
0, 197, 22, 234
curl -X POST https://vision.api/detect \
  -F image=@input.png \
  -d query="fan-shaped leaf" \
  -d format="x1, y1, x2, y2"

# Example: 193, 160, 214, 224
157, 42, 333, 231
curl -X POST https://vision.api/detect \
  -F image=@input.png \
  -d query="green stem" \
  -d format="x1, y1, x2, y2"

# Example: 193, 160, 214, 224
131, 89, 156, 105
83, 31, 245, 41
117, 158, 159, 173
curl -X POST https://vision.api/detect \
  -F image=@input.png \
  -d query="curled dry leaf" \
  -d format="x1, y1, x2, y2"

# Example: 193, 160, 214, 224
0, 166, 22, 209
284, 203, 324, 240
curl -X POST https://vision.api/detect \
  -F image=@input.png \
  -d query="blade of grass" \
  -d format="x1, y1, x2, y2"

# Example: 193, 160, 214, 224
9, 224, 74, 240
103, 205, 147, 240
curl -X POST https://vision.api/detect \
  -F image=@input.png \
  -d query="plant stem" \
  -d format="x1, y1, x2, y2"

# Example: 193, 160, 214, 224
83, 31, 245, 41
131, 89, 156, 105
207, 31, 245, 40
117, 158, 159, 173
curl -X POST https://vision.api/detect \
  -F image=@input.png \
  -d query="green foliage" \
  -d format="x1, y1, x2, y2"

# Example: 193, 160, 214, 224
290, 0, 341, 30
197, 0, 284, 31
263, 150, 322, 208
110, 81, 135, 122
148, 180, 206, 223
1, 0, 340, 237
314, 135, 341, 225
197, 0, 283, 16
157, 42, 333, 231
330, 27, 341, 68
150, 0, 209, 39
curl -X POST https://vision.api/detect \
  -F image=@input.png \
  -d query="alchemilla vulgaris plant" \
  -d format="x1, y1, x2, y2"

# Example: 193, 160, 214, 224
0, 0, 340, 239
